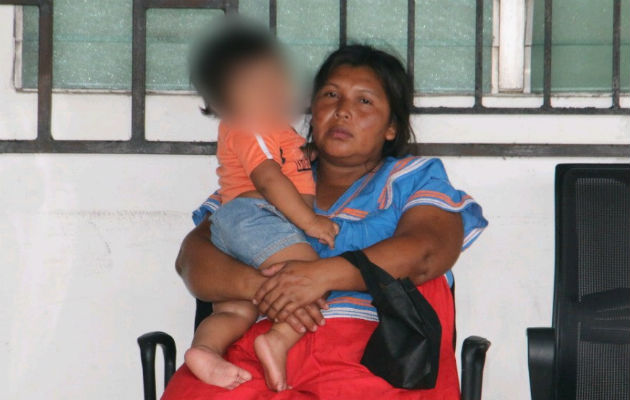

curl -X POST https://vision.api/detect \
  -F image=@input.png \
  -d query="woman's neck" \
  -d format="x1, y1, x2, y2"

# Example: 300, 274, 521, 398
316, 157, 382, 190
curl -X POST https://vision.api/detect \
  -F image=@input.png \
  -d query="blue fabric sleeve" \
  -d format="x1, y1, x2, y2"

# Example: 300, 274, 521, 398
393, 158, 488, 251
191, 191, 222, 226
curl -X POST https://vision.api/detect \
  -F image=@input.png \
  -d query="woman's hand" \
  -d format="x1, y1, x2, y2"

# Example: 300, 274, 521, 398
258, 262, 329, 333
282, 301, 328, 333
254, 259, 329, 323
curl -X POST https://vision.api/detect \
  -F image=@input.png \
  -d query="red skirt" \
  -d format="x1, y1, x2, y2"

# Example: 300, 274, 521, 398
162, 277, 460, 400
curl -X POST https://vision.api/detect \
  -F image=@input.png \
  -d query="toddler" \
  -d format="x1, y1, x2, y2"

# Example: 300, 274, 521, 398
185, 20, 338, 392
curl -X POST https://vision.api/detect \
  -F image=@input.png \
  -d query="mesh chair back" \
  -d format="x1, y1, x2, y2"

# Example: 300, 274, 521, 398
554, 164, 630, 400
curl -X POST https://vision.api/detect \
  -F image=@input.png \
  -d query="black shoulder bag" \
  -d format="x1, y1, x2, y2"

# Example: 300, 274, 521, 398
340, 250, 442, 389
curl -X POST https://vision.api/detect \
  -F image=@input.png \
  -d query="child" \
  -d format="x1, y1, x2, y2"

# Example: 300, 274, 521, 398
185, 20, 338, 392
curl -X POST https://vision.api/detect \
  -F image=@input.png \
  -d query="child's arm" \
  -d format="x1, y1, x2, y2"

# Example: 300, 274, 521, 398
250, 160, 338, 248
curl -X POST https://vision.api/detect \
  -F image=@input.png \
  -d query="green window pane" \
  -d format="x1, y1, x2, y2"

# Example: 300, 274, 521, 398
347, 0, 408, 63
531, 0, 630, 92
415, 0, 492, 94
146, 9, 223, 91
22, 0, 132, 90
277, 0, 339, 87
20, 1, 494, 95
20, 6, 39, 89
21, 1, 223, 90
238, 0, 270, 25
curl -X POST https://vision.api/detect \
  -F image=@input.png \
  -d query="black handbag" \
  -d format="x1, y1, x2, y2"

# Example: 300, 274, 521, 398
339, 250, 442, 389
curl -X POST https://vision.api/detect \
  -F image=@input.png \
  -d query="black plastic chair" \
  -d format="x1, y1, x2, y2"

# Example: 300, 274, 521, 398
140, 295, 490, 400
527, 163, 630, 400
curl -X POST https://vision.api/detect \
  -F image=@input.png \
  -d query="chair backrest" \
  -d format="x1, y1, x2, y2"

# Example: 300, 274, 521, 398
553, 164, 630, 400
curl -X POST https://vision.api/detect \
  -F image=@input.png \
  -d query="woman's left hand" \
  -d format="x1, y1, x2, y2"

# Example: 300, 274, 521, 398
253, 259, 328, 321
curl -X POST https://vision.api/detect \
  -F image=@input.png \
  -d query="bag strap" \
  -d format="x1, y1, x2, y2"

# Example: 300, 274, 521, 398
340, 250, 396, 303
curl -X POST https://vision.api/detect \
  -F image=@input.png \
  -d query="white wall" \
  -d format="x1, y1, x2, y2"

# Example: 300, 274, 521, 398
2, 155, 628, 400
1, 5, 629, 400
0, 154, 215, 399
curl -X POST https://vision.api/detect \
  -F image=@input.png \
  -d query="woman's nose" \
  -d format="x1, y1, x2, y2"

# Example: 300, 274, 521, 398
334, 100, 351, 120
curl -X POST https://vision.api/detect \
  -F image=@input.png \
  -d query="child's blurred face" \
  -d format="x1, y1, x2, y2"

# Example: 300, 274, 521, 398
222, 55, 293, 125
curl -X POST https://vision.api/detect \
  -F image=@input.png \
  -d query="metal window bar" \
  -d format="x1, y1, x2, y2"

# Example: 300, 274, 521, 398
130, 0, 237, 154
612, 0, 621, 109
1, 0, 52, 150
269, 0, 276, 36
0, 0, 628, 156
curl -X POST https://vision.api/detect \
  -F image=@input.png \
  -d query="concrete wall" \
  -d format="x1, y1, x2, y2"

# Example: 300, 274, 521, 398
1, 5, 628, 400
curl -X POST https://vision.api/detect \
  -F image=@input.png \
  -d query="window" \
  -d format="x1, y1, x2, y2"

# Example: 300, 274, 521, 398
19, 2, 223, 91
530, 0, 630, 93
3, 0, 628, 157
413, 0, 493, 93
17, 0, 493, 95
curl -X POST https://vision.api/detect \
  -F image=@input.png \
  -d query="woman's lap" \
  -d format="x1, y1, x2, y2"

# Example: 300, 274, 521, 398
162, 277, 459, 400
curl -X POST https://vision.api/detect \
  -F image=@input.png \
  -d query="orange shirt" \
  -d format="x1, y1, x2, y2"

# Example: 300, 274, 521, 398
216, 121, 316, 203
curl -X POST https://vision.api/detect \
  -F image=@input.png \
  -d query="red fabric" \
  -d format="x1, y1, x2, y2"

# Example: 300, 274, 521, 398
162, 277, 460, 400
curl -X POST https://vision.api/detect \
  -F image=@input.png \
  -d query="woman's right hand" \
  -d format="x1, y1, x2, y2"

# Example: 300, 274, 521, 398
260, 263, 328, 333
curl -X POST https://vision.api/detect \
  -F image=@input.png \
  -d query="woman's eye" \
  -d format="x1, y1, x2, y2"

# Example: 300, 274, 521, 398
323, 91, 337, 98
359, 97, 372, 105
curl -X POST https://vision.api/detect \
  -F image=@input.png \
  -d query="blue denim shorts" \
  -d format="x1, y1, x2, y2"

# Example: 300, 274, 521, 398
210, 197, 308, 268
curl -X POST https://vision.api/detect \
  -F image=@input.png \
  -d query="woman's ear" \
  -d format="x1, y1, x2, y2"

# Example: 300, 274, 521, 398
384, 122, 396, 141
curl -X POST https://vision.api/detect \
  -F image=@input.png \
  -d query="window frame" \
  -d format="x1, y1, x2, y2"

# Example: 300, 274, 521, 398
1, 0, 629, 157
3, 0, 52, 144
13, 0, 499, 97
12, 0, 630, 105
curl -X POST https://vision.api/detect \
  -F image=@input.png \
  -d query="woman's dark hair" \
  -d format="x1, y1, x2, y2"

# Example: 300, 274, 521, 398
310, 44, 415, 158
189, 19, 279, 115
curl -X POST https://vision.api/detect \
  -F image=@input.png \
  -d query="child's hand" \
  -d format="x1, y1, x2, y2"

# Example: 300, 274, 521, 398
304, 215, 339, 249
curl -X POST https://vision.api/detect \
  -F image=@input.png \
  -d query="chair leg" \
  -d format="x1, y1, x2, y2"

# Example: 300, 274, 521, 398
461, 335, 491, 400
138, 331, 177, 400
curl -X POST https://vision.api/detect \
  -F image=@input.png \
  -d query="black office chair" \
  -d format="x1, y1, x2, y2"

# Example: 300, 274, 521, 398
139, 295, 490, 400
528, 163, 630, 400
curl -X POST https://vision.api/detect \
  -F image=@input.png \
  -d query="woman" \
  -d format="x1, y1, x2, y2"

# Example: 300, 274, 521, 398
164, 45, 487, 400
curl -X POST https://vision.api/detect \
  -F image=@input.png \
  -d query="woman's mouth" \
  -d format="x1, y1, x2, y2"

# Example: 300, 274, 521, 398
326, 126, 353, 140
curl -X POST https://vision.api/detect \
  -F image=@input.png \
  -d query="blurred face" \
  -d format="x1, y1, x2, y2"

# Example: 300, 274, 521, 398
222, 54, 293, 126
310, 65, 395, 166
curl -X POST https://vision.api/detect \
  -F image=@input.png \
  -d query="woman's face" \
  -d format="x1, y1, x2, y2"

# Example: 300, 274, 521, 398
311, 65, 396, 166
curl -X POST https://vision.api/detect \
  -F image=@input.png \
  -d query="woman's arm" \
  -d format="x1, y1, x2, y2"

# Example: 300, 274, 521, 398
175, 214, 266, 302
253, 205, 464, 319
329, 204, 464, 289
175, 214, 327, 332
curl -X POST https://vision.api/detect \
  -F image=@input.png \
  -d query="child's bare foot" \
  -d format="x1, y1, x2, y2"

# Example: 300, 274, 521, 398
254, 330, 291, 391
185, 346, 252, 390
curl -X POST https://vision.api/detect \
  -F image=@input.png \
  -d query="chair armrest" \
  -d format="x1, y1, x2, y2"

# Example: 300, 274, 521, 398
461, 335, 491, 400
527, 327, 555, 400
138, 331, 177, 400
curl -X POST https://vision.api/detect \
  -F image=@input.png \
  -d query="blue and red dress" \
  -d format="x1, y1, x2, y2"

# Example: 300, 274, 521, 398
164, 156, 488, 400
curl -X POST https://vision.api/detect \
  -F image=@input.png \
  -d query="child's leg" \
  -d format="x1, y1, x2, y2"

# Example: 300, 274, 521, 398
253, 243, 319, 391
254, 320, 304, 391
185, 300, 258, 389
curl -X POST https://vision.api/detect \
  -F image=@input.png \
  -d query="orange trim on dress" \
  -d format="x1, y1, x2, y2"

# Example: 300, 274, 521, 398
377, 158, 414, 208
326, 296, 374, 307
324, 161, 383, 219
407, 190, 472, 207
340, 208, 368, 218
